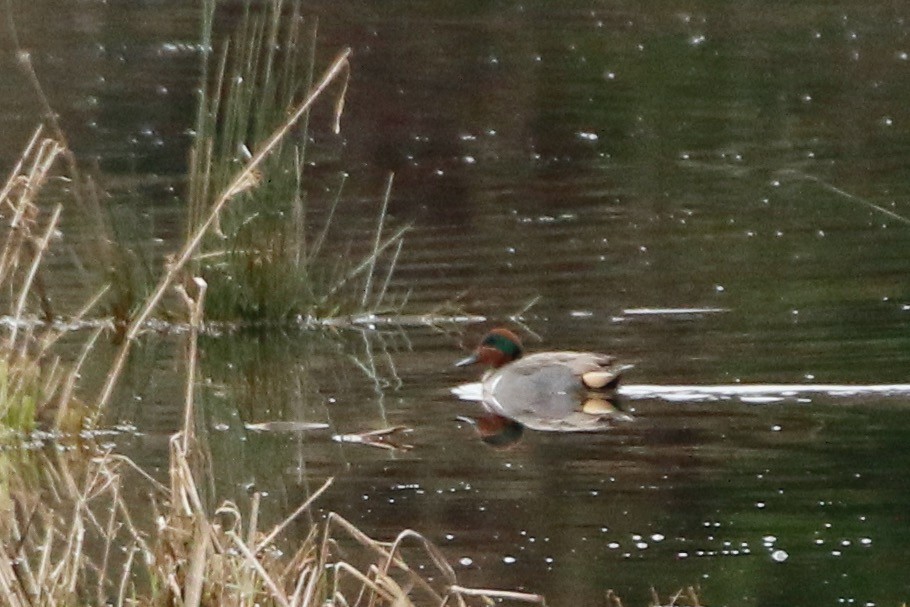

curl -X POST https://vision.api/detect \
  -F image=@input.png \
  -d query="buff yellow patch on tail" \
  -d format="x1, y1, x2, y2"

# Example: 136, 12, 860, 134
582, 371, 616, 389
582, 398, 616, 415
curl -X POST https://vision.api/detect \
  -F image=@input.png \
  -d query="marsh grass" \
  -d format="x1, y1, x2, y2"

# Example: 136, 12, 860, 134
0, 438, 550, 606
0, 273, 547, 606
0, 127, 105, 434
188, 0, 407, 325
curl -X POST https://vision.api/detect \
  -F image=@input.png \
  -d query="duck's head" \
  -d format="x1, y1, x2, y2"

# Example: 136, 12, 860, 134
455, 328, 523, 369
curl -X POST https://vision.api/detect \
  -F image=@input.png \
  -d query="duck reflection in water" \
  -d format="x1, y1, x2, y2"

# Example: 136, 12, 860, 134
456, 414, 525, 448
455, 328, 634, 434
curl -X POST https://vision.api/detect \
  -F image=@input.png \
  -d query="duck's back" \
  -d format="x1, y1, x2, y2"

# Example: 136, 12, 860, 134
483, 352, 618, 419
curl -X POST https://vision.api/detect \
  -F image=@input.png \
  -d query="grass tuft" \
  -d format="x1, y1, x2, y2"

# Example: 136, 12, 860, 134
0, 439, 550, 606
188, 0, 407, 325
0, 127, 102, 435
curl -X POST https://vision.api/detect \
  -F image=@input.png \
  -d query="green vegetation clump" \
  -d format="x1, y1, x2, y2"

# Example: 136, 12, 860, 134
187, 0, 406, 325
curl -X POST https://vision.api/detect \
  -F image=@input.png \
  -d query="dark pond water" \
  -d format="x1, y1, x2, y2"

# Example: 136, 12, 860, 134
3, 1, 910, 605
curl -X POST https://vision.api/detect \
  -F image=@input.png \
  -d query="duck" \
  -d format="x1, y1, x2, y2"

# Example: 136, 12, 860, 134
455, 328, 633, 432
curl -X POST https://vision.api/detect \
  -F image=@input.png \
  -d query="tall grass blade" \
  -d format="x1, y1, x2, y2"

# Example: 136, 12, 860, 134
361, 173, 394, 309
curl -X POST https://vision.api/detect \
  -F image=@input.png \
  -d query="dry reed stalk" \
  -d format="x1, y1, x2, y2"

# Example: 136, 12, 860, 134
10, 45, 118, 328
253, 477, 333, 554
1, 445, 549, 607
10, 203, 60, 341
13, 48, 114, 247
96, 47, 353, 413
0, 556, 27, 607
322, 513, 442, 603
183, 517, 208, 607
229, 531, 291, 607
116, 542, 138, 606
176, 276, 208, 452
0, 130, 63, 326
0, 125, 43, 203
605, 589, 625, 607
331, 561, 397, 605
51, 325, 103, 430
379, 529, 456, 587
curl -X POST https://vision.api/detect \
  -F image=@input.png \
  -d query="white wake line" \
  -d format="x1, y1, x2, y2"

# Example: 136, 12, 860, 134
621, 384, 910, 402
452, 383, 910, 404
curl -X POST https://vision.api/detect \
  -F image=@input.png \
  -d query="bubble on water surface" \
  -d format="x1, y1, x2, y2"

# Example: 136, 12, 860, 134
771, 549, 788, 562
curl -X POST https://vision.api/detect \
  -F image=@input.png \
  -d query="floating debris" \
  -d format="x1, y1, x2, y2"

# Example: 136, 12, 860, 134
333, 425, 414, 451
622, 307, 729, 316
245, 421, 330, 433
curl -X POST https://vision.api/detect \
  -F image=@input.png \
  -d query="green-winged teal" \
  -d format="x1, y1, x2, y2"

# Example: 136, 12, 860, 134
455, 328, 632, 431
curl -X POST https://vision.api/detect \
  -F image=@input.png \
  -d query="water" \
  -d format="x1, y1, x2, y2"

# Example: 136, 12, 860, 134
4, 1, 910, 605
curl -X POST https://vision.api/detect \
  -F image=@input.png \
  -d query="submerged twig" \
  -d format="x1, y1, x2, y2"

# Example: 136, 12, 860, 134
332, 426, 414, 451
